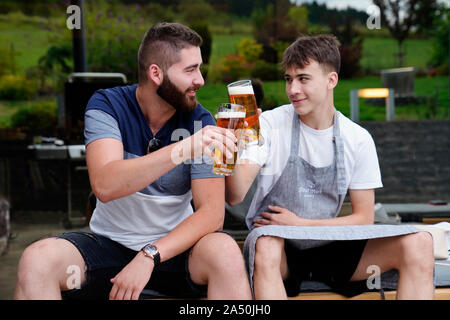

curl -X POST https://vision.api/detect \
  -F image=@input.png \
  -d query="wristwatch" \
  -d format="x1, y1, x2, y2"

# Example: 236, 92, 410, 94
141, 243, 160, 267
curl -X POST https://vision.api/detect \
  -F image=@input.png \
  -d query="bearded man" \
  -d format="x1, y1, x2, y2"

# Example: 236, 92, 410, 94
14, 22, 251, 301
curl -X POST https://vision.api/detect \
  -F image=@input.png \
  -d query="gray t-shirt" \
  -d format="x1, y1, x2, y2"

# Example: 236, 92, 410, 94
84, 85, 220, 250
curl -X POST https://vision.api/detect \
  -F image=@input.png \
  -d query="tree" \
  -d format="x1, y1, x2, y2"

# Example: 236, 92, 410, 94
251, 0, 301, 45
330, 15, 364, 78
306, 1, 369, 26
373, 0, 438, 67
177, 0, 215, 25
429, 6, 449, 68
287, 5, 308, 34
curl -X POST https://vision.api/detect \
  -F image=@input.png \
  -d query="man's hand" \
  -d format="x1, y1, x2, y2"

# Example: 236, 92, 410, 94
240, 108, 263, 148
176, 125, 238, 164
109, 252, 154, 300
253, 205, 309, 227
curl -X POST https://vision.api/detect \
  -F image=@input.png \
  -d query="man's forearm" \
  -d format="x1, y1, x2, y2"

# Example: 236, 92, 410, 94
153, 206, 224, 263
225, 165, 246, 206
296, 211, 374, 226
225, 160, 260, 206
89, 140, 188, 203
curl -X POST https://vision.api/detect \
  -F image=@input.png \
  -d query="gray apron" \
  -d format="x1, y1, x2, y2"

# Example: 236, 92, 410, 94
243, 110, 422, 291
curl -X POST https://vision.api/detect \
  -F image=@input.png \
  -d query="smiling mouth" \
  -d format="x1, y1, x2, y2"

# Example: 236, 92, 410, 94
292, 97, 307, 104
186, 87, 200, 97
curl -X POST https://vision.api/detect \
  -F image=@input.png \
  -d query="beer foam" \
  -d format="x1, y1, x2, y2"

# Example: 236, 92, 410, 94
228, 85, 254, 95
216, 111, 246, 118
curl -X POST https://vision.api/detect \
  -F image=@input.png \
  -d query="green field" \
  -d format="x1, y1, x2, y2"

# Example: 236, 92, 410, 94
0, 20, 55, 75
361, 37, 435, 73
0, 20, 439, 78
0, 18, 448, 126
209, 35, 438, 74
209, 34, 249, 68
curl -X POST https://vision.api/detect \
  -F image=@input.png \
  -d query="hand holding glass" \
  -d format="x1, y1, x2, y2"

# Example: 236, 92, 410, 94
212, 103, 246, 176
227, 79, 262, 146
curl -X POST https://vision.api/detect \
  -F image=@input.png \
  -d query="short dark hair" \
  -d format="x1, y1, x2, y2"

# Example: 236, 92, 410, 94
281, 34, 341, 74
138, 22, 203, 83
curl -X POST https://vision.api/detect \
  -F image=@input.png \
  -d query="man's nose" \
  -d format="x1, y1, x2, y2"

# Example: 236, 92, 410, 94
193, 69, 204, 87
289, 81, 302, 95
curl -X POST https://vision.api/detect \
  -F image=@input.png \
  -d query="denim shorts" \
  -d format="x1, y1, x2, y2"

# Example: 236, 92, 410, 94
57, 231, 208, 300
283, 239, 369, 298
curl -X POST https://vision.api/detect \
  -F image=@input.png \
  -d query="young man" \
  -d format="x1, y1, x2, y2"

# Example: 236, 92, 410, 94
14, 22, 251, 300
226, 35, 435, 300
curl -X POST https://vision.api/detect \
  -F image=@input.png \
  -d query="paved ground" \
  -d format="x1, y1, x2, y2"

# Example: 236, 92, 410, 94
0, 211, 85, 300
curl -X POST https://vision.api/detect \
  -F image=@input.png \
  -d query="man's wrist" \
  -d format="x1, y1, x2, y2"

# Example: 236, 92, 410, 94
138, 250, 155, 266
174, 138, 192, 164
141, 244, 161, 267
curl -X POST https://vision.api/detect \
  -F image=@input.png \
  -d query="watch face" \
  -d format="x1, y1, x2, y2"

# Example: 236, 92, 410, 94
144, 244, 158, 256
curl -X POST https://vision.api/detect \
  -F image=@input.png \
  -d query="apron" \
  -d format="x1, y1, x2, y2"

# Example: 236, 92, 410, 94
243, 109, 423, 292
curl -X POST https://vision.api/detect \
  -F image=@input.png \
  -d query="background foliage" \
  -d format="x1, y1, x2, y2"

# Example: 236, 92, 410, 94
0, 0, 448, 130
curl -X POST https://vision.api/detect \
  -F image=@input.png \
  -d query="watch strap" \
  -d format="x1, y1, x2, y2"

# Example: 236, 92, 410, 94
152, 251, 161, 267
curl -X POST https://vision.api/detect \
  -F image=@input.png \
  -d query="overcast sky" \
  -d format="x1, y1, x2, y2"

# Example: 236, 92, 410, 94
300, 0, 373, 11
297, 0, 450, 11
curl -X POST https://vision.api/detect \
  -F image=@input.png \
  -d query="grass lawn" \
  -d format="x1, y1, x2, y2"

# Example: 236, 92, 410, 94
361, 37, 434, 73
0, 20, 54, 75
209, 33, 251, 70
334, 75, 449, 120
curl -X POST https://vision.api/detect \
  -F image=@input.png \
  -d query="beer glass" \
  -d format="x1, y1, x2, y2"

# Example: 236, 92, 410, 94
212, 103, 246, 176
227, 79, 261, 146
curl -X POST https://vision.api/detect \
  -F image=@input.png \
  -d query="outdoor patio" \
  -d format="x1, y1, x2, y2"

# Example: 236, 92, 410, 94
0, 0, 448, 304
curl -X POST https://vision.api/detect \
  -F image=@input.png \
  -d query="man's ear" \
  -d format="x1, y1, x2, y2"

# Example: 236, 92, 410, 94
327, 71, 338, 90
148, 64, 163, 86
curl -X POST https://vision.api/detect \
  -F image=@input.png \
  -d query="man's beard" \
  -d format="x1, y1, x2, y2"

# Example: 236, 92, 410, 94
157, 75, 199, 113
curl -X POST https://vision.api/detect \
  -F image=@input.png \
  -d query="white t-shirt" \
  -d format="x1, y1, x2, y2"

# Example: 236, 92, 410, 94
239, 104, 383, 221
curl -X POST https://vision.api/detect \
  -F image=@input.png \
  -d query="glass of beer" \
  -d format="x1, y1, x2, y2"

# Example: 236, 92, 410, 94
227, 79, 261, 146
212, 103, 246, 176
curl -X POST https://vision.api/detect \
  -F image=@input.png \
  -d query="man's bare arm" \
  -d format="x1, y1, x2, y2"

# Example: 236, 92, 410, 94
225, 159, 261, 206
86, 138, 183, 203
108, 177, 225, 299
305, 188, 375, 225
86, 125, 238, 203
153, 177, 226, 262
254, 188, 375, 227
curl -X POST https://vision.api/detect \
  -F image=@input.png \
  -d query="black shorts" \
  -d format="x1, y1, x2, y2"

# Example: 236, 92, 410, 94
57, 231, 207, 300
283, 239, 369, 298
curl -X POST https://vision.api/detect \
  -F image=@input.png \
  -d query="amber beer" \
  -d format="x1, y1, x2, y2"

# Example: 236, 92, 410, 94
212, 104, 246, 176
227, 80, 260, 145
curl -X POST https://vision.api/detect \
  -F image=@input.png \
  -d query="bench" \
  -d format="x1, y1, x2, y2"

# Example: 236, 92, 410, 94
140, 235, 450, 300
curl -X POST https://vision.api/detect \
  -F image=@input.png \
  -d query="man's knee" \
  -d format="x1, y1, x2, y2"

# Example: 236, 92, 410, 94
254, 236, 284, 272
192, 232, 244, 272
399, 232, 434, 270
17, 237, 85, 288
18, 239, 57, 281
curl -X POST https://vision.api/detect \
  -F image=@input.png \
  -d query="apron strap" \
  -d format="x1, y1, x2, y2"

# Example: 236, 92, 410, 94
290, 111, 301, 158
291, 108, 346, 195
333, 111, 347, 195
380, 287, 386, 300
